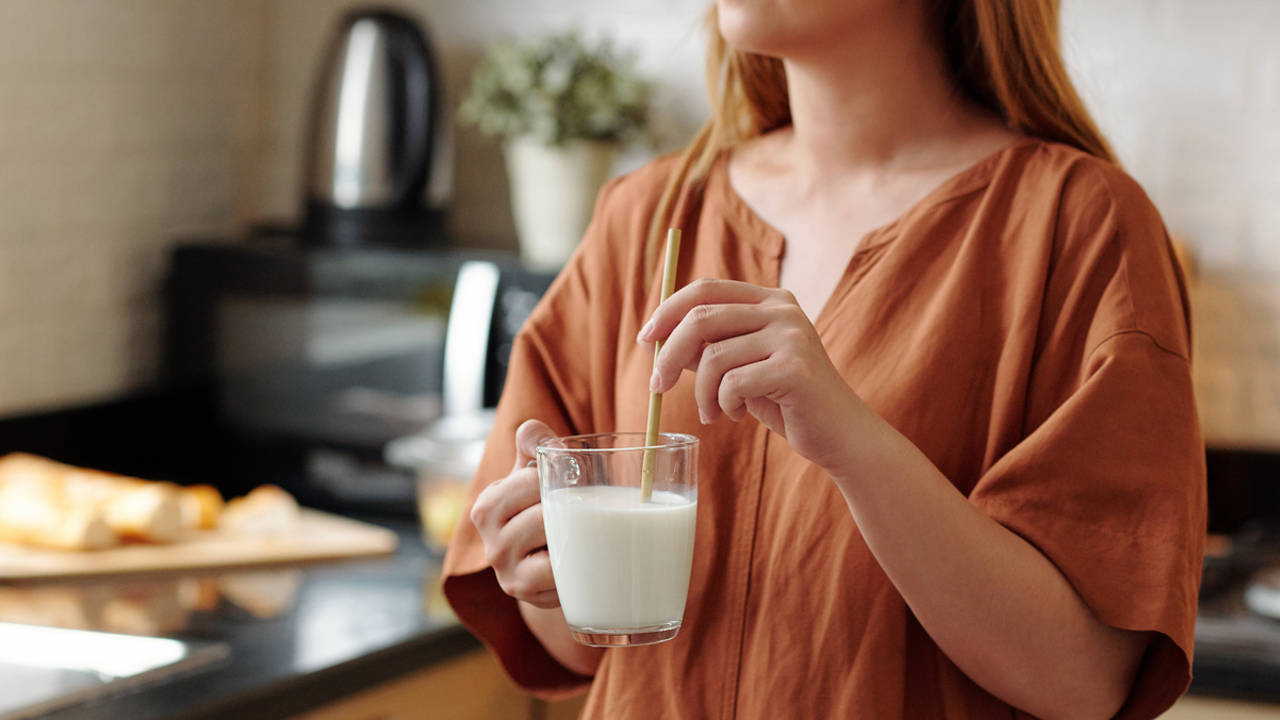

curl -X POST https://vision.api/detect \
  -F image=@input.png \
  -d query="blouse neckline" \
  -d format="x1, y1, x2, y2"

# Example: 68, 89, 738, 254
711, 136, 1044, 258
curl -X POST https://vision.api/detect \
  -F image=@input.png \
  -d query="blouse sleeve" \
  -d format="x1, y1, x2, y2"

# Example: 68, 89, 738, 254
969, 164, 1206, 720
440, 176, 630, 700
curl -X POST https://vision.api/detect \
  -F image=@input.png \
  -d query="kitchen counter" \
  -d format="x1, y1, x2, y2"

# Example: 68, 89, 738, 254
4, 517, 479, 720
1191, 572, 1280, 703
0, 517, 1278, 717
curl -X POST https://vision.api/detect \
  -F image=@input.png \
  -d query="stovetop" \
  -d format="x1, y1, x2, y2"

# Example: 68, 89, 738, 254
1192, 518, 1280, 700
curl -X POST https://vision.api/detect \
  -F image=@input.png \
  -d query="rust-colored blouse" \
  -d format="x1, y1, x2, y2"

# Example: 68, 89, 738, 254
443, 139, 1206, 719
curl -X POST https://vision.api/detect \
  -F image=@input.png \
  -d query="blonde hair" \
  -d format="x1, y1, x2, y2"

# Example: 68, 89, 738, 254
645, 0, 1114, 274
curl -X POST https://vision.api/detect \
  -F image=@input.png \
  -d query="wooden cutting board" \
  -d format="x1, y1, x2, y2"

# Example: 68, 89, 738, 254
0, 509, 399, 582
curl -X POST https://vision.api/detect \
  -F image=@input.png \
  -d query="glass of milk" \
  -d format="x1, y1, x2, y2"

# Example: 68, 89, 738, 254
537, 432, 698, 647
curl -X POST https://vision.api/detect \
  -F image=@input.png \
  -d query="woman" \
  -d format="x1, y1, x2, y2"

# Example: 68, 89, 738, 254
446, 1, 1205, 718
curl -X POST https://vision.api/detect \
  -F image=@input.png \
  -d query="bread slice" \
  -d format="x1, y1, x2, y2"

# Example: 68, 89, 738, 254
220, 485, 300, 536
178, 485, 224, 530
0, 453, 302, 551
0, 478, 115, 551
0, 453, 183, 547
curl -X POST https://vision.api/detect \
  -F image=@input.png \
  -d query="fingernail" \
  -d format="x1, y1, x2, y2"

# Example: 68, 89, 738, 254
649, 369, 662, 392
698, 409, 710, 424
637, 317, 655, 341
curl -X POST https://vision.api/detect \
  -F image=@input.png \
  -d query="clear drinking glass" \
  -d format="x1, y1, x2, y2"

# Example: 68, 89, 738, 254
536, 432, 699, 647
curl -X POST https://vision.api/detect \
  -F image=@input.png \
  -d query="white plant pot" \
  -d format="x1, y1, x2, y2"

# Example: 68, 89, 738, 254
504, 136, 617, 272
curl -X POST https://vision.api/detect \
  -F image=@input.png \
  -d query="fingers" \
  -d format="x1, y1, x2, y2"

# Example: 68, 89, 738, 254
506, 550, 559, 609
470, 418, 563, 607
651, 304, 769, 391
492, 503, 548, 577
470, 466, 539, 537
638, 278, 775, 344
481, 501, 559, 607
693, 332, 772, 423
718, 356, 790, 422
512, 418, 557, 472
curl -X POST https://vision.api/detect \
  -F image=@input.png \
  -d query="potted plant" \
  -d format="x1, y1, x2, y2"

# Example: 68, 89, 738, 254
460, 32, 651, 271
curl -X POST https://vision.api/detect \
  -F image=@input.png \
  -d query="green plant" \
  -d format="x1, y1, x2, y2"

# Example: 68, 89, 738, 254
459, 32, 651, 146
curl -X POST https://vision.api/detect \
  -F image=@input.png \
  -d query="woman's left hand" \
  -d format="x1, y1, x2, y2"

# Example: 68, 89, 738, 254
638, 278, 869, 478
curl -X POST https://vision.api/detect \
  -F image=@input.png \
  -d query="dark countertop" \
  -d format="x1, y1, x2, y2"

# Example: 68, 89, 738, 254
1190, 559, 1280, 703
0, 520, 1278, 717
9, 517, 479, 720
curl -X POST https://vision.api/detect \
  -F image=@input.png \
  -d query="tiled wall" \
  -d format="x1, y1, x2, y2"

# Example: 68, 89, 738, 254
0, 0, 265, 416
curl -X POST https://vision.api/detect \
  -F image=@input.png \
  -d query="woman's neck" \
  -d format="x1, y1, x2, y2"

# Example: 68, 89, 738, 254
779, 9, 1003, 179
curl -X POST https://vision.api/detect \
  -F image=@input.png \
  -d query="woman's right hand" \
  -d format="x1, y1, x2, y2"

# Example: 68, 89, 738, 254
469, 419, 560, 609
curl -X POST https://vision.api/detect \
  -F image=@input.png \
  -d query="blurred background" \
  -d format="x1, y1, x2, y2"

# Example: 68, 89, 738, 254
0, 0, 701, 417
0, 2, 1278, 718
0, 0, 1277, 443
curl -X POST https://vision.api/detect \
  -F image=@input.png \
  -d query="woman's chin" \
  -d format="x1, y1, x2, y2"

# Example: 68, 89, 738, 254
716, 1, 789, 54
716, 0, 892, 60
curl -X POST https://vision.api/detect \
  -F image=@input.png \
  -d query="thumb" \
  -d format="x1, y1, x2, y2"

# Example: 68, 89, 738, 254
511, 419, 558, 472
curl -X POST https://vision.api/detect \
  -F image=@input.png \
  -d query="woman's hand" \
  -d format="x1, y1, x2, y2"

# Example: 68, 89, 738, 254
471, 420, 603, 676
638, 278, 867, 478
469, 419, 560, 608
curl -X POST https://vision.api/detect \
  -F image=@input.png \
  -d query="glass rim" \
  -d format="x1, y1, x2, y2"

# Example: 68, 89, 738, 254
535, 431, 699, 455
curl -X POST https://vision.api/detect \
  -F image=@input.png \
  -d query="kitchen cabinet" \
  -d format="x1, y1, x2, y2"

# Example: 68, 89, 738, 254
295, 648, 587, 720
1162, 695, 1279, 719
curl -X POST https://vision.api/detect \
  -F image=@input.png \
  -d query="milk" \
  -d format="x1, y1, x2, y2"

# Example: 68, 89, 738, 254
542, 485, 697, 631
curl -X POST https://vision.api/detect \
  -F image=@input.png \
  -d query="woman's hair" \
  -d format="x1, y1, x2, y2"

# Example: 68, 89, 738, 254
644, 0, 1114, 274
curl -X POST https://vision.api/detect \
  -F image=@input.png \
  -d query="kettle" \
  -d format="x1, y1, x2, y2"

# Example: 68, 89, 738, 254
303, 8, 449, 247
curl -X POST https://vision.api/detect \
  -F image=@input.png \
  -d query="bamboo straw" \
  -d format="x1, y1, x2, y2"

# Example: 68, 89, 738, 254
641, 228, 683, 502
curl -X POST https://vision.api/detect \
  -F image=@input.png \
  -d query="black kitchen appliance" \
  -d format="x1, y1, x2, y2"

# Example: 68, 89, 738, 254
164, 238, 553, 512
